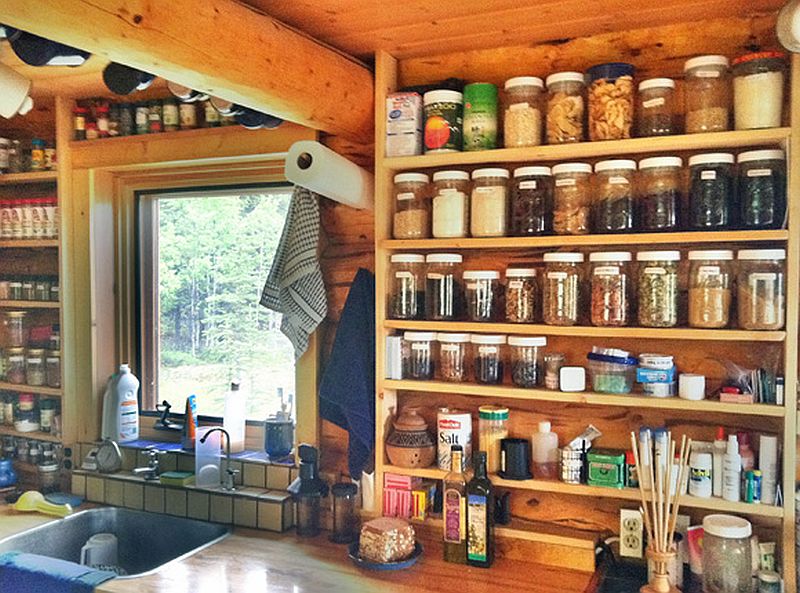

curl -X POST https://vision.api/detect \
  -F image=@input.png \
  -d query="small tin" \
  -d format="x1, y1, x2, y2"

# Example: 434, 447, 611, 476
587, 449, 626, 489
561, 446, 583, 484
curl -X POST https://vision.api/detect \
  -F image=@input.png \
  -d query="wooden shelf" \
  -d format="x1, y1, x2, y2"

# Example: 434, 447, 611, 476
0, 171, 58, 186
0, 382, 62, 397
0, 239, 59, 249
0, 425, 61, 442
0, 300, 60, 309
383, 127, 791, 170
384, 379, 785, 417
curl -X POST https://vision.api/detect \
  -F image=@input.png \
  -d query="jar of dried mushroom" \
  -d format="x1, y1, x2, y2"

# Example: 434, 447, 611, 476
402, 332, 436, 380
589, 251, 632, 327
393, 172, 430, 239
732, 51, 786, 130
472, 334, 505, 384
504, 76, 544, 148
636, 156, 682, 232
542, 252, 584, 326
437, 333, 470, 382
737, 149, 786, 230
688, 153, 734, 230
636, 250, 680, 328
593, 159, 635, 233
586, 62, 634, 141
737, 249, 785, 330
545, 72, 585, 144
637, 78, 677, 137
432, 170, 470, 238
684, 55, 731, 134
552, 163, 592, 235
688, 250, 733, 328
510, 166, 552, 236
509, 335, 546, 388
505, 267, 538, 323
425, 253, 464, 321
464, 270, 501, 322
389, 254, 425, 320
470, 168, 509, 237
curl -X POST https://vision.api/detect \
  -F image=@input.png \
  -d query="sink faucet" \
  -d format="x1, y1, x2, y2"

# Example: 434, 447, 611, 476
199, 427, 239, 491
132, 449, 165, 481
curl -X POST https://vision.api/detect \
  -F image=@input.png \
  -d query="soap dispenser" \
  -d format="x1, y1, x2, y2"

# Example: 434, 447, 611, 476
287, 444, 329, 537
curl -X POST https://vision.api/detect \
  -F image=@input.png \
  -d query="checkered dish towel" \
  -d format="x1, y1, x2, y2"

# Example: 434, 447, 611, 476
260, 185, 327, 359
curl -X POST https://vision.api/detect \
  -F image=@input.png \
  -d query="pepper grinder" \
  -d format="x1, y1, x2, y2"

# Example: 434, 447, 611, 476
287, 444, 328, 537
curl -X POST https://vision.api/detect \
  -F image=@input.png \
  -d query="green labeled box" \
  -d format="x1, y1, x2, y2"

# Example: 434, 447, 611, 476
587, 449, 626, 489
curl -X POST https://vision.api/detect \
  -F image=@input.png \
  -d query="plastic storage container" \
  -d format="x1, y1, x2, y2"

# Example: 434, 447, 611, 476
389, 254, 425, 320
684, 55, 732, 133
589, 252, 632, 327
552, 163, 592, 235
688, 250, 734, 328
586, 62, 635, 141
505, 267, 538, 323
688, 153, 735, 230
702, 514, 752, 593
639, 353, 677, 397
393, 173, 430, 239
438, 333, 470, 382
464, 270, 501, 322
470, 168, 509, 237
587, 347, 637, 394
402, 332, 436, 380
479, 405, 509, 474
504, 77, 544, 148
737, 149, 786, 230
509, 336, 546, 387
472, 334, 505, 384
425, 253, 463, 321
636, 251, 680, 328
593, 159, 635, 233
542, 252, 584, 326
545, 72, 585, 144
637, 78, 677, 137
432, 171, 470, 238
732, 52, 786, 130
636, 156, 682, 232
510, 166, 552, 236
737, 249, 785, 330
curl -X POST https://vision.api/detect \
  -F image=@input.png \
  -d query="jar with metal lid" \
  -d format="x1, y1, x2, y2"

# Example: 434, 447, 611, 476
4, 311, 27, 348
39, 398, 55, 431
437, 333, 470, 382
432, 170, 470, 238
510, 166, 552, 236
636, 251, 680, 328
593, 159, 635, 233
0, 281, 9, 300
684, 55, 732, 134
636, 156, 682, 232
393, 173, 430, 239
688, 250, 733, 328
5, 348, 25, 384
45, 350, 61, 388
479, 405, 509, 474
8, 282, 21, 301
586, 62, 635, 141
389, 254, 425, 320
545, 72, 585, 144
470, 168, 509, 237
26, 349, 45, 386
35, 279, 49, 302
688, 153, 735, 230
542, 252, 584, 326
552, 163, 592, 235
702, 514, 752, 593
737, 149, 786, 230
509, 336, 546, 387
504, 77, 544, 147
425, 253, 464, 321
732, 52, 786, 130
505, 268, 538, 323
402, 332, 436, 380
637, 78, 677, 137
589, 252, 632, 327
464, 271, 501, 322
737, 249, 785, 330
472, 334, 505, 384
21, 279, 35, 301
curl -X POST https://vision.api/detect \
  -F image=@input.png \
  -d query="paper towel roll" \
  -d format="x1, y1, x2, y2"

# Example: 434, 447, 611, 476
0, 63, 33, 119
285, 140, 373, 210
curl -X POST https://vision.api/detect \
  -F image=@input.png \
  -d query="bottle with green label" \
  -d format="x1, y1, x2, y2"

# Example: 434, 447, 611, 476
466, 450, 494, 568
462, 82, 498, 152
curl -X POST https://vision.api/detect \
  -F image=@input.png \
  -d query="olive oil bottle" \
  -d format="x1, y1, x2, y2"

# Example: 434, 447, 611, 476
467, 451, 494, 568
443, 444, 467, 563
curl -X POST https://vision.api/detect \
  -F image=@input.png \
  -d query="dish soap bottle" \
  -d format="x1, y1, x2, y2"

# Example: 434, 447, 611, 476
223, 380, 246, 453
101, 364, 140, 443
531, 421, 559, 479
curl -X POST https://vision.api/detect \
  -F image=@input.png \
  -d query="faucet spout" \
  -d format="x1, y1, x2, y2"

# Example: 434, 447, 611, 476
200, 427, 237, 491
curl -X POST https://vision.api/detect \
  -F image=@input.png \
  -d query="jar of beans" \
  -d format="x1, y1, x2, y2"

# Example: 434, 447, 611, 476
389, 254, 425, 320
505, 267, 538, 323
509, 336, 546, 388
737, 249, 785, 330
432, 170, 470, 238
425, 253, 464, 321
504, 77, 544, 147
470, 168, 509, 237
589, 251, 632, 327
542, 252, 584, 326
510, 166, 552, 236
472, 334, 505, 384
684, 55, 732, 134
688, 250, 733, 328
737, 149, 786, 230
402, 332, 436, 380
545, 72, 585, 144
637, 156, 682, 232
552, 163, 592, 235
637, 78, 677, 137
437, 333, 470, 382
688, 153, 735, 230
464, 270, 501, 322
593, 159, 635, 233
636, 251, 680, 328
393, 173, 430, 239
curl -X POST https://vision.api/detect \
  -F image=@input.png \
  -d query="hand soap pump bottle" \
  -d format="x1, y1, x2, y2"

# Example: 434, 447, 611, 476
223, 379, 246, 453
288, 444, 329, 536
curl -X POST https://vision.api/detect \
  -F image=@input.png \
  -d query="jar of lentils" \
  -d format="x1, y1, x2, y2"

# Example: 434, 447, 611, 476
509, 336, 546, 388
437, 333, 470, 382
425, 253, 463, 321
737, 149, 786, 230
510, 166, 553, 236
636, 251, 680, 328
393, 173, 430, 239
593, 159, 635, 233
402, 332, 436, 380
636, 156, 682, 232
637, 78, 677, 137
589, 251, 632, 327
542, 252, 584, 326
688, 153, 735, 230
470, 168, 509, 237
472, 334, 505, 384
687, 250, 733, 328
552, 163, 592, 235
737, 249, 785, 330
389, 254, 425, 320
464, 270, 501, 322
505, 267, 538, 323
503, 76, 544, 147
545, 72, 586, 144
432, 170, 470, 238
684, 55, 732, 134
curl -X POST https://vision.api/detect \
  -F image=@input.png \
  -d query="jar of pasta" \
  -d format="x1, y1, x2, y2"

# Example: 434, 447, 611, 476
545, 72, 585, 144
510, 166, 552, 236
589, 251, 632, 327
425, 253, 464, 321
389, 254, 425, 320
586, 62, 634, 141
479, 405, 509, 474
637, 78, 677, 137
688, 153, 735, 230
505, 268, 538, 323
470, 168, 509, 237
737, 249, 785, 330
636, 156, 682, 232
688, 250, 733, 328
684, 55, 732, 134
737, 150, 786, 230
542, 252, 584, 326
504, 77, 544, 147
472, 334, 506, 384
636, 251, 680, 328
393, 173, 430, 239
509, 336, 546, 387
552, 163, 592, 235
432, 170, 470, 238
438, 333, 470, 382
593, 159, 635, 233
464, 270, 501, 322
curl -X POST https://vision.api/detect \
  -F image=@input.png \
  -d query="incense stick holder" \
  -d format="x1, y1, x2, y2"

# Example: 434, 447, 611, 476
640, 547, 680, 593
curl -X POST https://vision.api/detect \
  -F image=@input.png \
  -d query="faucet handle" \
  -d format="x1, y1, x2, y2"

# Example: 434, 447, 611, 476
226, 467, 240, 477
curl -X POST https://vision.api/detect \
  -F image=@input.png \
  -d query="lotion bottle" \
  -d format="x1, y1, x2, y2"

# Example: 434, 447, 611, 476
722, 434, 741, 502
712, 427, 726, 497
531, 421, 559, 480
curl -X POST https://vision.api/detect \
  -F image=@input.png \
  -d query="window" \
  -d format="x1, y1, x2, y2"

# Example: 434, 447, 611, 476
137, 185, 296, 420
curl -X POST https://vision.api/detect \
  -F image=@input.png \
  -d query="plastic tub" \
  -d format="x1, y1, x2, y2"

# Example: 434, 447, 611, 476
587, 347, 637, 394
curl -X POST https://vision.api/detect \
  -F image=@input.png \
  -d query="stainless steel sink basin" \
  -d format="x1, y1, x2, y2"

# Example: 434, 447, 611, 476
0, 506, 230, 578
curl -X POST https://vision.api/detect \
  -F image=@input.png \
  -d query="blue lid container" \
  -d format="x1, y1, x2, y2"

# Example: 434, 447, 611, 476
587, 62, 635, 82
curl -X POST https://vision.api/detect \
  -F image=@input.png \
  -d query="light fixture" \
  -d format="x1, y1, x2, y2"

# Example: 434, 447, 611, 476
167, 81, 208, 103
235, 108, 283, 130
0, 62, 33, 118
102, 62, 155, 95
777, 0, 800, 52
4, 27, 90, 66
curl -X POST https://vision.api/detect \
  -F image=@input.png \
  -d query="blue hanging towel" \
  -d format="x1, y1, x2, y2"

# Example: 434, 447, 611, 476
0, 551, 117, 593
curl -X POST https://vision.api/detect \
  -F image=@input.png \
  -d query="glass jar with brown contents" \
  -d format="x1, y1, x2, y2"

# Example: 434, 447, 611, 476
437, 333, 470, 382
636, 251, 680, 328
589, 251, 632, 327
636, 156, 682, 232
586, 62, 634, 141
688, 250, 733, 328
736, 249, 785, 330
542, 252, 584, 326
505, 268, 538, 323
593, 159, 635, 233
545, 72, 585, 144
552, 163, 592, 235
637, 78, 677, 137
393, 173, 430, 239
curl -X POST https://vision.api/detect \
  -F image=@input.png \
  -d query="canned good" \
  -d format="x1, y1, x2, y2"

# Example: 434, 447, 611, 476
462, 82, 498, 151
561, 447, 583, 484
423, 90, 463, 153
437, 408, 472, 471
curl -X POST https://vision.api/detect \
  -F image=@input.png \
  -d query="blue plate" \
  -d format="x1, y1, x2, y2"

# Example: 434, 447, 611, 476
348, 541, 423, 571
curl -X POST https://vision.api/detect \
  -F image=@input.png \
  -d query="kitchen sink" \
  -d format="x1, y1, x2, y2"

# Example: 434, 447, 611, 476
0, 506, 230, 578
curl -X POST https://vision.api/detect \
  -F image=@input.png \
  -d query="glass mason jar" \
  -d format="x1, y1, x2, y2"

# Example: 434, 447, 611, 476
586, 62, 635, 141
732, 51, 786, 130
21, 279, 34, 301
637, 78, 677, 137
505, 267, 538, 323
636, 156, 683, 232
542, 252, 584, 326
545, 72, 585, 144
393, 172, 430, 239
470, 168, 509, 237
464, 270, 501, 322
688, 250, 734, 328
510, 166, 553, 236
471, 334, 505, 384
402, 332, 436, 380
25, 349, 45, 386
46, 349, 61, 388
737, 149, 786, 230
688, 153, 735, 230
425, 253, 464, 321
437, 333, 470, 382
389, 254, 425, 320
432, 170, 470, 238
8, 282, 21, 301
503, 76, 544, 147
508, 336, 546, 387
684, 55, 732, 134
737, 249, 786, 330
636, 251, 680, 328
5, 348, 25, 384
4, 311, 27, 348
552, 163, 592, 235
593, 159, 635, 233
589, 251, 632, 327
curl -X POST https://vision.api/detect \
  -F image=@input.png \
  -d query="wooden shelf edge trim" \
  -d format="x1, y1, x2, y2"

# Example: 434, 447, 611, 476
0, 171, 58, 185
0, 240, 59, 249
0, 301, 60, 309
0, 382, 62, 396
0, 426, 61, 442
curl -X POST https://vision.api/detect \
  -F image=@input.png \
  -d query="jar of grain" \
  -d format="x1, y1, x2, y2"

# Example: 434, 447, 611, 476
684, 55, 732, 134
470, 168, 509, 237
505, 268, 538, 323
509, 336, 546, 388
552, 163, 592, 235
472, 334, 506, 384
637, 78, 677, 137
425, 253, 464, 321
432, 170, 470, 238
437, 333, 470, 382
504, 76, 544, 147
542, 252, 584, 326
479, 405, 509, 474
737, 149, 786, 230
389, 254, 425, 320
589, 251, 632, 327
545, 72, 585, 144
402, 332, 436, 380
688, 250, 733, 328
636, 251, 680, 328
688, 153, 735, 230
636, 156, 682, 232
25, 349, 45, 386
737, 249, 785, 330
586, 62, 635, 141
732, 52, 786, 130
510, 166, 552, 236
393, 172, 430, 239
464, 270, 501, 322
593, 159, 635, 233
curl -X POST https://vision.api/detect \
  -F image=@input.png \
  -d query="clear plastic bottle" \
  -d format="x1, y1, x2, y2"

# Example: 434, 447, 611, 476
478, 405, 509, 475
464, 270, 501, 322
389, 254, 425, 320
636, 251, 680, 328
402, 332, 436, 380
545, 72, 585, 144
504, 77, 544, 147
437, 333, 470, 382
636, 156, 682, 232
505, 268, 538, 323
425, 253, 464, 321
393, 173, 430, 239
531, 421, 559, 480
509, 336, 546, 388
637, 78, 677, 137
593, 159, 635, 233
471, 334, 505, 385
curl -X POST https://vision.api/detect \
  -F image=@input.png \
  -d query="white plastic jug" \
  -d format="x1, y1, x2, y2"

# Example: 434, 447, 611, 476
101, 364, 140, 443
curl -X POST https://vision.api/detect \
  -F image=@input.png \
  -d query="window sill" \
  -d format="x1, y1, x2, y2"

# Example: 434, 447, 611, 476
118, 438, 296, 468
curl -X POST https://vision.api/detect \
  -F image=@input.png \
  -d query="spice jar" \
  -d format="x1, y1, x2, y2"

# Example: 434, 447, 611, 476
393, 173, 430, 239
389, 254, 425, 320
552, 163, 592, 235
737, 249, 785, 331
425, 253, 463, 321
472, 334, 505, 384
637, 78, 677, 137
688, 153, 735, 230
684, 55, 732, 134
5, 348, 25, 384
509, 336, 546, 387
26, 349, 45, 386
542, 252, 584, 326
438, 333, 470, 382
545, 72, 585, 144
636, 156, 682, 232
402, 332, 436, 380
46, 350, 61, 388
464, 271, 501, 322
504, 77, 544, 147
589, 252, 632, 327
470, 168, 509, 237
21, 279, 34, 301
732, 52, 786, 130
688, 250, 733, 328
505, 268, 538, 323
544, 353, 566, 390
4, 311, 27, 348
636, 251, 680, 328
510, 166, 553, 236
73, 106, 88, 140
586, 62, 635, 141
432, 170, 470, 238
737, 150, 786, 230
8, 282, 21, 301
702, 515, 752, 593
35, 279, 49, 302
593, 159, 635, 233
423, 90, 463, 153
479, 405, 509, 474
39, 398, 55, 432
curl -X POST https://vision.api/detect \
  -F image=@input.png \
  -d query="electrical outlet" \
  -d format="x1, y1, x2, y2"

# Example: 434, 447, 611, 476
620, 508, 643, 559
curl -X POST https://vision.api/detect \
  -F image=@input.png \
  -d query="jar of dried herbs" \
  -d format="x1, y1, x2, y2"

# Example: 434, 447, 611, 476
510, 166, 552, 236
589, 251, 632, 327
542, 252, 584, 326
688, 153, 735, 230
472, 334, 505, 384
509, 336, 546, 387
389, 254, 425, 320
636, 251, 680, 327
437, 333, 470, 382
402, 332, 436, 380
464, 270, 501, 322
737, 149, 786, 230
737, 249, 785, 330
593, 159, 635, 233
688, 250, 733, 328
552, 163, 592, 235
637, 78, 677, 137
425, 253, 464, 321
505, 267, 538, 323
684, 55, 731, 134
393, 172, 430, 239
636, 156, 682, 232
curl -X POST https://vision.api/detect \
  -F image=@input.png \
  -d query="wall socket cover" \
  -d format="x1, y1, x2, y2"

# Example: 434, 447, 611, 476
620, 508, 644, 559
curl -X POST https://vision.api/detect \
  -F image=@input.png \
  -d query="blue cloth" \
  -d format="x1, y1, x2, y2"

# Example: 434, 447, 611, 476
0, 551, 116, 593
319, 268, 375, 477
